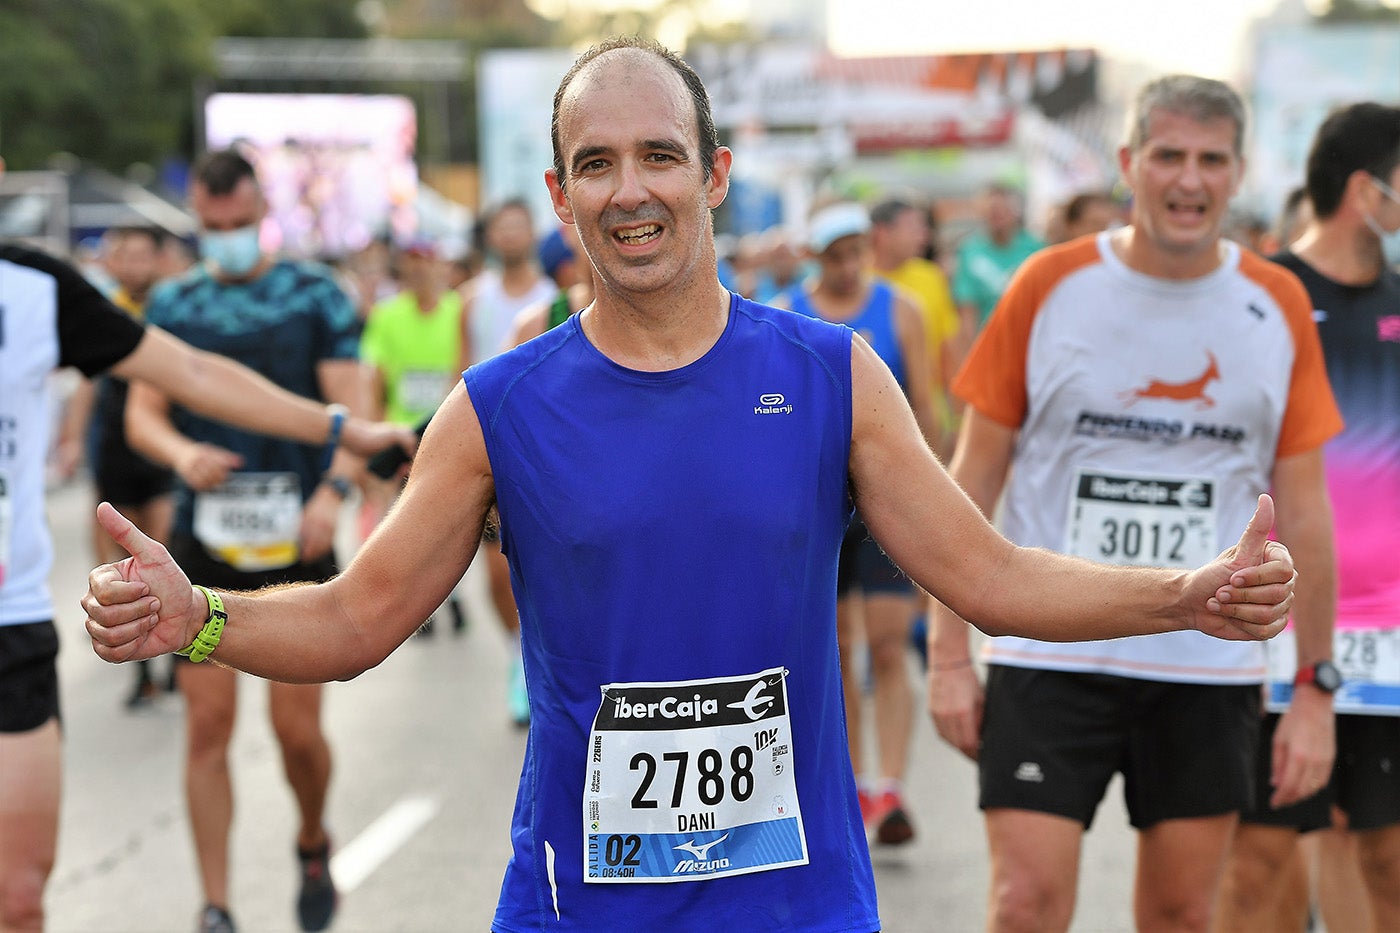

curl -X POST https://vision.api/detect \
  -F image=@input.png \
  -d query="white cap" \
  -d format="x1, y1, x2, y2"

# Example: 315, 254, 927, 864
807, 202, 871, 254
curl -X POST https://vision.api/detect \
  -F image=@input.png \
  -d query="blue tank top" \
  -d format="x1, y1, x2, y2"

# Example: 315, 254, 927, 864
465, 294, 879, 932
787, 280, 906, 390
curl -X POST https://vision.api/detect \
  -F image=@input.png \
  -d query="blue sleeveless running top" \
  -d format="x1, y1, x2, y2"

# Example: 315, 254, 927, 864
465, 293, 879, 932
787, 280, 906, 390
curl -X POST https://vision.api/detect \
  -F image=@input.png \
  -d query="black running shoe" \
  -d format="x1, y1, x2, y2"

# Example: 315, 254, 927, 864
448, 597, 468, 634
197, 904, 236, 933
296, 839, 338, 931
124, 677, 158, 711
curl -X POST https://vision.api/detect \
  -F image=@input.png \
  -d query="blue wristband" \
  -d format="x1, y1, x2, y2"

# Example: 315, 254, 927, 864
322, 404, 348, 471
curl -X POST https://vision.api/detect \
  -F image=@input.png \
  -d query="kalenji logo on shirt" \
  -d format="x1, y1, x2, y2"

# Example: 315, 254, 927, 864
755, 393, 793, 415
1119, 352, 1220, 410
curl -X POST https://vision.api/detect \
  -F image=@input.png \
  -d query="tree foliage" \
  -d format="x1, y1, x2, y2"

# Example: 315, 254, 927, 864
0, 0, 366, 172
1314, 0, 1400, 22
0, 0, 754, 172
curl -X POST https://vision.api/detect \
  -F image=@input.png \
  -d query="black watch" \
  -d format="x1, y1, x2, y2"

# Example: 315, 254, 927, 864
322, 474, 354, 501
1294, 659, 1342, 694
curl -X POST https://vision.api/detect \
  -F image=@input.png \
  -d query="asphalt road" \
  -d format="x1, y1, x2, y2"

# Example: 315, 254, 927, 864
41, 477, 1138, 932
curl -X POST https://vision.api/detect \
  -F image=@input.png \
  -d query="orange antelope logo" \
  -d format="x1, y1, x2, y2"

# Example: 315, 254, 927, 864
1120, 352, 1220, 410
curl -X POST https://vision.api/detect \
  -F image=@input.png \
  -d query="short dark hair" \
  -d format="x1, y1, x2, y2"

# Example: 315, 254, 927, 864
483, 196, 532, 230
1273, 186, 1310, 245
192, 148, 258, 196
870, 198, 918, 227
1063, 191, 1114, 226
1305, 102, 1400, 220
107, 225, 165, 250
550, 36, 720, 193
1127, 74, 1246, 155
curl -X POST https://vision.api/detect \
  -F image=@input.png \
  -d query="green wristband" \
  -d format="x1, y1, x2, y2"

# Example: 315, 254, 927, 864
176, 585, 227, 663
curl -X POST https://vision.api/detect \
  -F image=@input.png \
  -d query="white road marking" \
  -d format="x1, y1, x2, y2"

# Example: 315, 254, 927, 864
329, 795, 441, 892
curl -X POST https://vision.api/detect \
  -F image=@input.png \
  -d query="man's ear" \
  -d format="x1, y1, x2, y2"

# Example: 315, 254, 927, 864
1116, 145, 1134, 192
705, 147, 733, 211
546, 168, 575, 226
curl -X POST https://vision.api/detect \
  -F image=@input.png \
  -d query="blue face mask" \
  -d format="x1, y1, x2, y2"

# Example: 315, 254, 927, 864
1366, 176, 1400, 268
201, 224, 262, 277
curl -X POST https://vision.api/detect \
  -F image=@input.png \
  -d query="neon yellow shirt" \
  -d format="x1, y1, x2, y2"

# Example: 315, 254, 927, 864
360, 290, 464, 426
879, 258, 958, 356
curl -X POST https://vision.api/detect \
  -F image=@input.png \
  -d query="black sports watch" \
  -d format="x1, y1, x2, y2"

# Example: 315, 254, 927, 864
1294, 659, 1342, 694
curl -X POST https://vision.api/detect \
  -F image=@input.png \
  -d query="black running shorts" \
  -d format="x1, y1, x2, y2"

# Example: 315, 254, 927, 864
0, 620, 61, 733
978, 664, 1260, 829
1244, 712, 1400, 832
836, 515, 913, 598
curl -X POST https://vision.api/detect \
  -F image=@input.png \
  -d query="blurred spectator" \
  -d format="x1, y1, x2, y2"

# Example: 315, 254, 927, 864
74, 235, 116, 294
343, 236, 398, 324
922, 202, 945, 265
869, 196, 958, 458
1258, 186, 1313, 255
757, 227, 807, 302
951, 182, 1045, 343
460, 198, 555, 367
361, 238, 462, 429
774, 201, 940, 848
1058, 191, 1123, 243
506, 226, 595, 365
727, 232, 773, 300
1224, 210, 1270, 253
458, 197, 556, 726
714, 232, 739, 292
357, 235, 467, 645
89, 226, 179, 709
536, 227, 582, 295
446, 250, 482, 291
158, 235, 197, 281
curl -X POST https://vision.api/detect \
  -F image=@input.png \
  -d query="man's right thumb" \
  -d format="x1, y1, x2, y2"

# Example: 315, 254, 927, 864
96, 502, 155, 559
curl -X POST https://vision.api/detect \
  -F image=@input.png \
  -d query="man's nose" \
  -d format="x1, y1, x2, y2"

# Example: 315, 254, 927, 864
611, 160, 650, 210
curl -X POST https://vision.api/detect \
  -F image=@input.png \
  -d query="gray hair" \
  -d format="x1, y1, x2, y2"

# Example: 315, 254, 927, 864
1126, 75, 1246, 155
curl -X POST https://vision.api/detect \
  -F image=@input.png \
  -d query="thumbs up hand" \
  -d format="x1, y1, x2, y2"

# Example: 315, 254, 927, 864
1186, 493, 1297, 641
81, 502, 204, 663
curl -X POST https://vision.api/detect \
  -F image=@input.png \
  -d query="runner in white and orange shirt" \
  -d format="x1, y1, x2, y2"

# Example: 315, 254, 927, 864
928, 74, 1342, 933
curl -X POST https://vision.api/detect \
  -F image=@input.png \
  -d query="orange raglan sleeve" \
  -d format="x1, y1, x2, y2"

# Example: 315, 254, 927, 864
952, 240, 1097, 430
1246, 255, 1344, 459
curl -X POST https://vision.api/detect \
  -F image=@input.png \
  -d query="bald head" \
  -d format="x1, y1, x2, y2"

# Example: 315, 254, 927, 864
550, 37, 719, 192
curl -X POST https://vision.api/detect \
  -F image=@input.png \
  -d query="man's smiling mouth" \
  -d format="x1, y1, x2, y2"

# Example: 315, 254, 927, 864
616, 224, 662, 244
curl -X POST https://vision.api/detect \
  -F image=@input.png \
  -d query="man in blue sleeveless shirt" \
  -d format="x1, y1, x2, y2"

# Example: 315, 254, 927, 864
85, 37, 1300, 933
